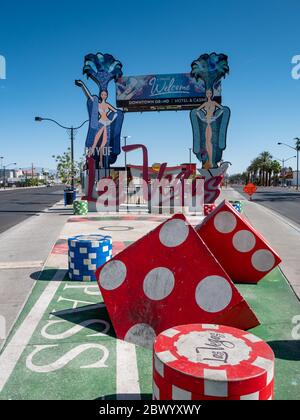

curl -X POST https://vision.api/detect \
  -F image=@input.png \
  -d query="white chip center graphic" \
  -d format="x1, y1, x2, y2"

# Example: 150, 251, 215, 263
175, 331, 251, 367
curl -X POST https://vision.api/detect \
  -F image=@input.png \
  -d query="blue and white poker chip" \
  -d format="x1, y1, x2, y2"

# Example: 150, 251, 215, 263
67, 234, 112, 281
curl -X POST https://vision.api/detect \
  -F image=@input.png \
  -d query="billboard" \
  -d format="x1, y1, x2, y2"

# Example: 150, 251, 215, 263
116, 73, 221, 112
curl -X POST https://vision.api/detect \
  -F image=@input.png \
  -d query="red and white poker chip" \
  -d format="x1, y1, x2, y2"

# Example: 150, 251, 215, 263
153, 324, 275, 398
153, 372, 274, 400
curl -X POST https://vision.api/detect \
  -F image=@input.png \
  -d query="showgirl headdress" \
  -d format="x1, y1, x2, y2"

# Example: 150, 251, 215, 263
83, 52, 123, 92
191, 52, 229, 91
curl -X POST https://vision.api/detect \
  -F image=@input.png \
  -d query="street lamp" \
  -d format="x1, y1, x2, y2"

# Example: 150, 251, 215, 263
35, 117, 88, 190
2, 162, 16, 189
189, 148, 192, 164
277, 141, 299, 190
274, 155, 296, 186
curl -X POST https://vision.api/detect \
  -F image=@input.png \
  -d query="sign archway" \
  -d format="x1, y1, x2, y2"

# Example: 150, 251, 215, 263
75, 52, 231, 208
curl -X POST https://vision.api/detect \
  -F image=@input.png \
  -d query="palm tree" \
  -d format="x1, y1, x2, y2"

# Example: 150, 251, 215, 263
258, 151, 273, 186
247, 157, 261, 184
270, 160, 281, 186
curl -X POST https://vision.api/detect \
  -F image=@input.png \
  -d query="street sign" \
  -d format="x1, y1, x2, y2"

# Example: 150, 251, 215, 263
243, 183, 257, 199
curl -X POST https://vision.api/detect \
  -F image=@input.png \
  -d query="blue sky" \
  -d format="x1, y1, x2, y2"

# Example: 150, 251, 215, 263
0, 0, 300, 173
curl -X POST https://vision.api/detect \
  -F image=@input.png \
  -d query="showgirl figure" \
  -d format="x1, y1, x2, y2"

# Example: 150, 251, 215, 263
190, 53, 230, 171
75, 52, 124, 170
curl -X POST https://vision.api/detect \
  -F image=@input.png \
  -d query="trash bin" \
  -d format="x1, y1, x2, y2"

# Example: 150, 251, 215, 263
64, 188, 76, 206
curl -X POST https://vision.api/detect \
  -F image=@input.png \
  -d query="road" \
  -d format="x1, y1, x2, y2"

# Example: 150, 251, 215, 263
0, 186, 65, 234
232, 186, 300, 225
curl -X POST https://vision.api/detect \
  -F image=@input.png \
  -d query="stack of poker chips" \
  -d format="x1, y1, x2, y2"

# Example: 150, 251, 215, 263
68, 234, 112, 281
203, 203, 216, 216
73, 200, 88, 216
229, 200, 243, 214
153, 324, 275, 400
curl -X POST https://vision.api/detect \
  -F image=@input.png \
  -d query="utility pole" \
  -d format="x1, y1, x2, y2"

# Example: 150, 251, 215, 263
275, 153, 296, 187
278, 141, 299, 190
189, 148, 192, 164
70, 127, 74, 191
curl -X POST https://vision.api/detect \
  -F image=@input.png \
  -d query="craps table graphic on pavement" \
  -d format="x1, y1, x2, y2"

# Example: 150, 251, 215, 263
0, 213, 299, 400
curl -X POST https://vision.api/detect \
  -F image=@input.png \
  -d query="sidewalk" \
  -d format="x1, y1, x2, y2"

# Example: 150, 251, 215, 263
0, 200, 70, 350
219, 187, 300, 300
0, 197, 299, 399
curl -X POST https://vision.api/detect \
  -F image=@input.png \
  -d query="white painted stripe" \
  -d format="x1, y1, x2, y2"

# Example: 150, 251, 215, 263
79, 248, 87, 254
83, 276, 91, 282
0, 270, 65, 392
202, 324, 219, 329
102, 246, 109, 252
240, 391, 259, 400
88, 265, 96, 271
243, 333, 262, 343
88, 253, 97, 259
70, 252, 74, 258
172, 385, 191, 400
91, 242, 99, 248
252, 356, 274, 385
204, 369, 228, 397
161, 328, 180, 338
83, 259, 91, 265
0, 261, 44, 269
153, 380, 160, 400
116, 339, 141, 400
156, 350, 177, 364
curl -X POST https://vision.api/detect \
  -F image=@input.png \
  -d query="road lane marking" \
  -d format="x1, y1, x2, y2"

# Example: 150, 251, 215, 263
0, 269, 66, 392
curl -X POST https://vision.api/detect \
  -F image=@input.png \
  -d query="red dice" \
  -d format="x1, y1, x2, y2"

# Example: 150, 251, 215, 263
96, 213, 259, 348
196, 200, 281, 284
204, 203, 216, 216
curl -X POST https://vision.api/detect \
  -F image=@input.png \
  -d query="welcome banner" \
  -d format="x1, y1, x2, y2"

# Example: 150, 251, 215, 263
116, 73, 221, 112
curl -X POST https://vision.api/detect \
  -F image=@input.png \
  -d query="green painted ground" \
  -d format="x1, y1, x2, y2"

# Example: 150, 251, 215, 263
237, 268, 300, 400
0, 264, 299, 400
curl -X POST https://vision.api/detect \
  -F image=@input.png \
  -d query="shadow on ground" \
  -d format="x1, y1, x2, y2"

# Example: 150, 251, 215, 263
51, 302, 116, 338
30, 268, 68, 281
268, 340, 300, 361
